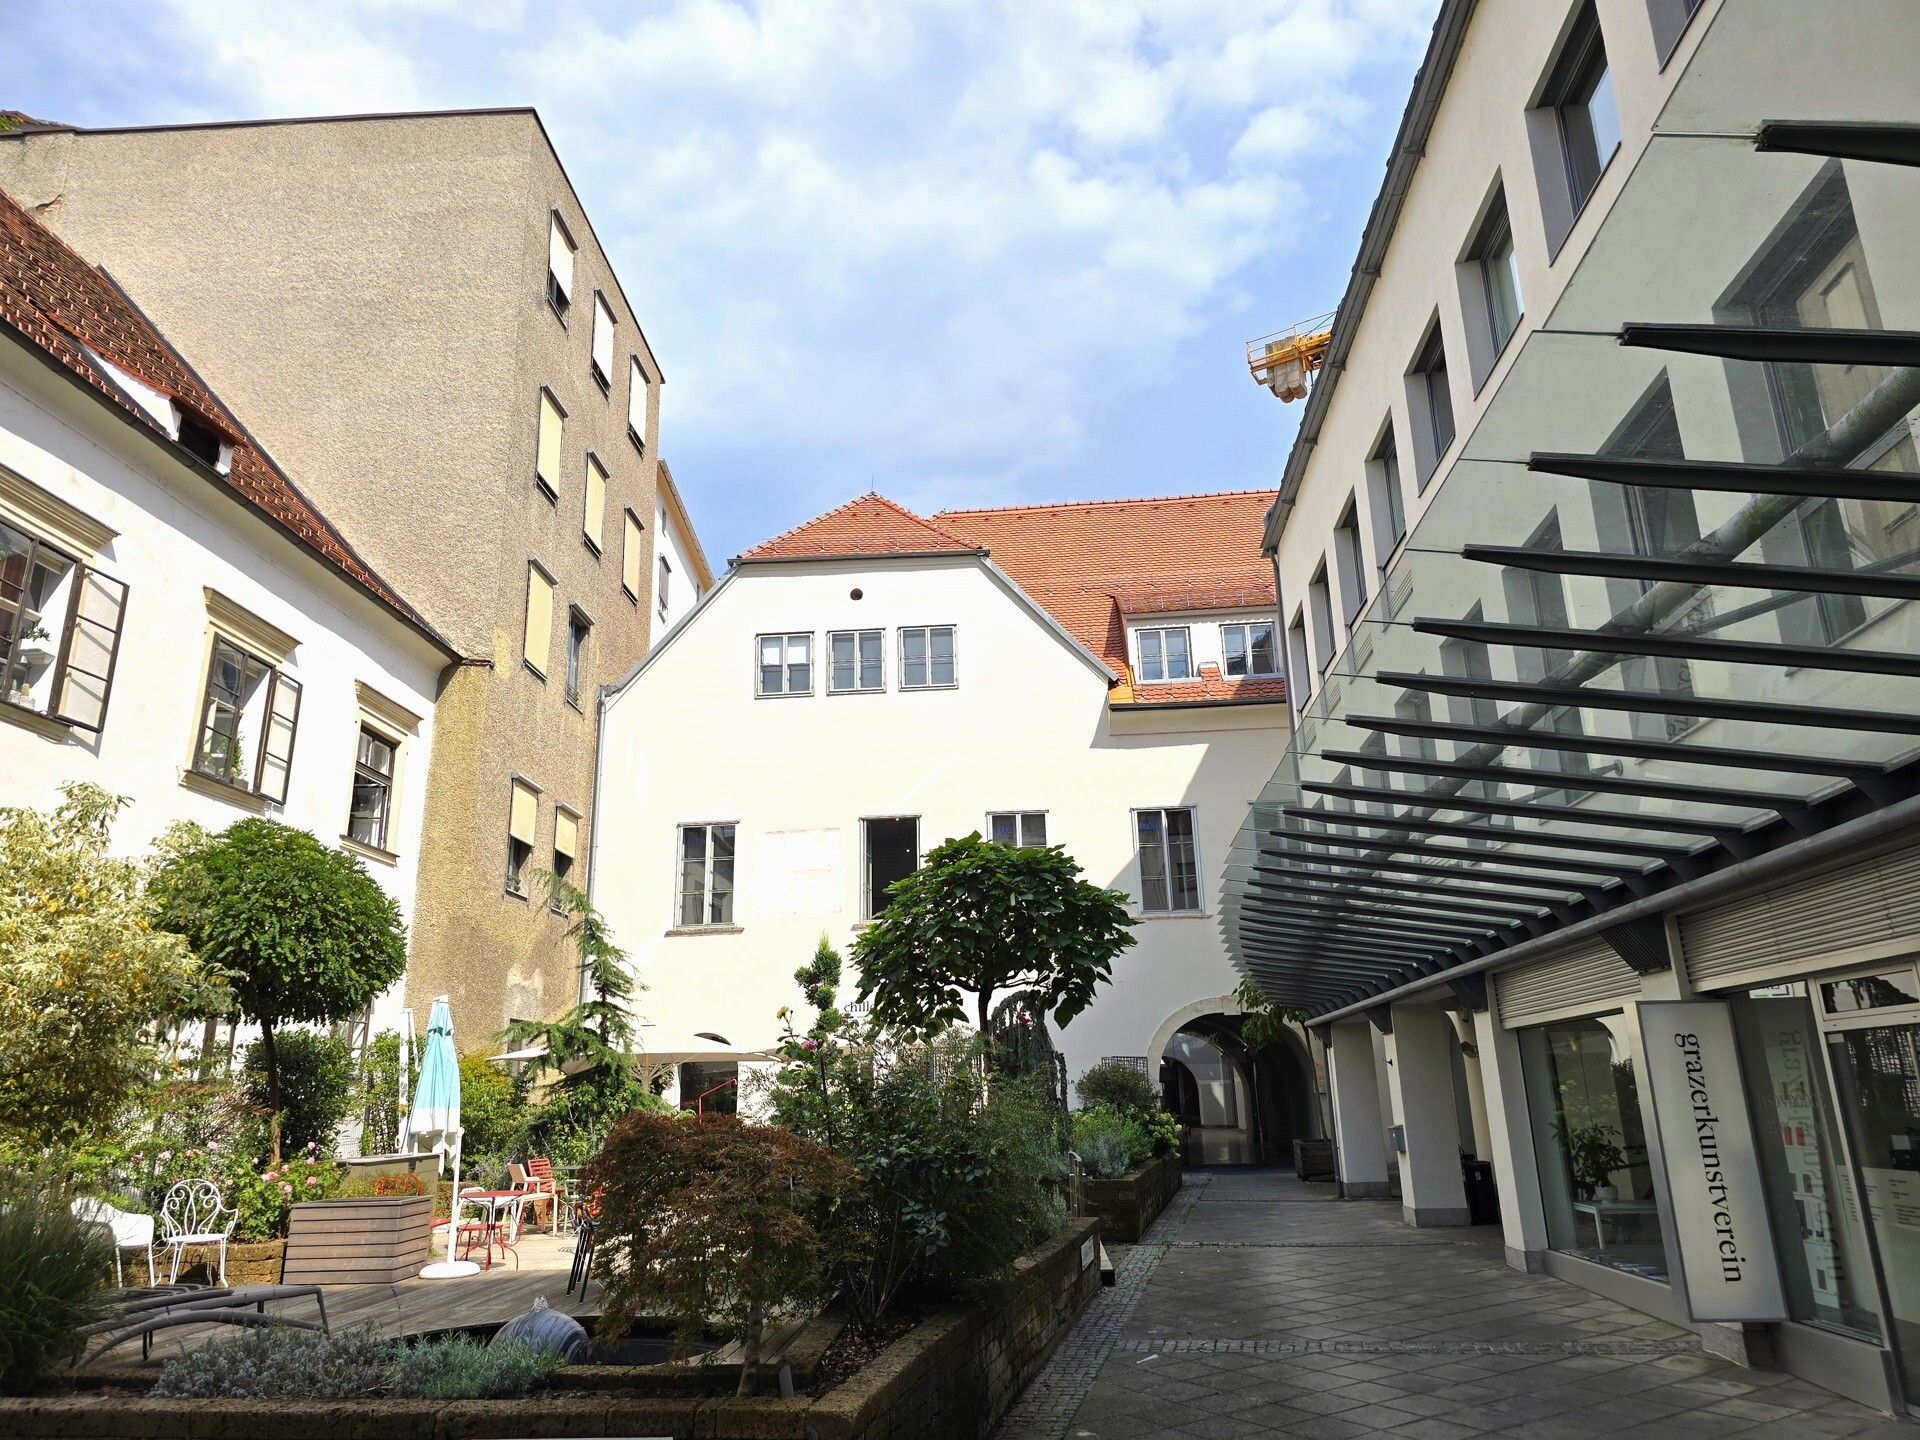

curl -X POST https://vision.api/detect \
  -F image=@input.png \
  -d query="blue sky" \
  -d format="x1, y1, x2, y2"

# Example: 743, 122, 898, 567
4, 0, 1439, 561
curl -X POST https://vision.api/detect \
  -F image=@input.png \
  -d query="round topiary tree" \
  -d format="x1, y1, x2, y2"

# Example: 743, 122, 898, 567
151, 820, 407, 1161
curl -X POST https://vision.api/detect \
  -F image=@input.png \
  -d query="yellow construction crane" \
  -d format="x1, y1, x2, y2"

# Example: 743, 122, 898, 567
1247, 311, 1335, 402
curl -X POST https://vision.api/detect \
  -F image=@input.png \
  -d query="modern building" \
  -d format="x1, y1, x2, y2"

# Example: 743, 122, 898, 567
0, 188, 453, 1038
0, 109, 674, 1040
592, 491, 1323, 1155
1226, 0, 1920, 1412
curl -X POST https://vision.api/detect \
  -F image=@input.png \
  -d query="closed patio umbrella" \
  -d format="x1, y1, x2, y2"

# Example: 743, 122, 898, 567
410, 997, 479, 1278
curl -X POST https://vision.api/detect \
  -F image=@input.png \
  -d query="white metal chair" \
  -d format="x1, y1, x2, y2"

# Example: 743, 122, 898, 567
157, 1179, 238, 1285
72, 1198, 156, 1287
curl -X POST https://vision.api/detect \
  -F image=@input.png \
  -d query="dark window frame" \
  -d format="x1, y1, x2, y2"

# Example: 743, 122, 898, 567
565, 607, 591, 710
347, 723, 398, 852
0, 521, 127, 733
862, 815, 920, 920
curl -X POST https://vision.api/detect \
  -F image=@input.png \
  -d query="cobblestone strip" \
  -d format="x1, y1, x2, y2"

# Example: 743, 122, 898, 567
1115, 1337, 1703, 1357
990, 1174, 1213, 1440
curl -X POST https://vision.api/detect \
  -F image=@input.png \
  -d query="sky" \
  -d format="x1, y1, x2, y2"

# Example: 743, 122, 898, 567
3, 0, 1441, 562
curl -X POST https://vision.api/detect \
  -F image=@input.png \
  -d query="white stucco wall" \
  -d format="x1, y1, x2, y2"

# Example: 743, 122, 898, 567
649, 497, 705, 644
0, 342, 446, 1033
593, 552, 1288, 1086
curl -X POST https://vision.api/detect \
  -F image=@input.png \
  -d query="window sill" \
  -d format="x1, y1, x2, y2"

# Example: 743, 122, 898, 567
340, 834, 399, 867
755, 690, 815, 700
547, 295, 570, 329
0, 700, 71, 742
591, 368, 611, 397
179, 767, 270, 812
1134, 909, 1209, 921
565, 694, 584, 715
583, 535, 602, 559
504, 885, 530, 903
900, 683, 959, 693
524, 659, 547, 683
665, 925, 744, 938
628, 426, 646, 457
827, 687, 885, 697
535, 478, 558, 505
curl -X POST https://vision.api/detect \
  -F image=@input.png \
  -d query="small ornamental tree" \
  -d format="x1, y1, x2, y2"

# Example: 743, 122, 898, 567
150, 819, 406, 1161
589, 1110, 859, 1395
852, 833, 1135, 1065
1233, 979, 1305, 1053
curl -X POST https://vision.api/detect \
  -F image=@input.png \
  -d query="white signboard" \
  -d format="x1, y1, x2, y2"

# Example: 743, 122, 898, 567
1636, 1001, 1787, 1322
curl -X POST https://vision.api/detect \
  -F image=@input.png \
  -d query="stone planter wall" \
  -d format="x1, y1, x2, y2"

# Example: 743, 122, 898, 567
1081, 1152, 1183, 1243
171, 1238, 283, 1286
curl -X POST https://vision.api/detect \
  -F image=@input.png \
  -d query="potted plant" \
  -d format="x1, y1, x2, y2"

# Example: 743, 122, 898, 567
1555, 1120, 1626, 1202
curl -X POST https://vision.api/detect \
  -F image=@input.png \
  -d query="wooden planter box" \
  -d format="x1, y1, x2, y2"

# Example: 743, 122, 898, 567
1082, 1152, 1183, 1243
281, 1195, 434, 1285
1293, 1137, 1336, 1181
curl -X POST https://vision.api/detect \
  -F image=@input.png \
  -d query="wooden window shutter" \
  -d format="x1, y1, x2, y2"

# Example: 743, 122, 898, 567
536, 392, 565, 492
547, 217, 574, 301
509, 780, 539, 845
623, 511, 642, 598
584, 456, 607, 550
49, 566, 128, 734
592, 297, 615, 382
524, 564, 554, 674
256, 671, 303, 805
554, 808, 579, 859
627, 358, 647, 439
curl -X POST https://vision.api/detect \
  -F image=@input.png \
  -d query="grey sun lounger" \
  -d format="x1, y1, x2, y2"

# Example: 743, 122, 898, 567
76, 1284, 330, 1366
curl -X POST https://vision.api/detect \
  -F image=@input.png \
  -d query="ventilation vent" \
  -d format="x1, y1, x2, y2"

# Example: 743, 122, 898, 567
1351, 630, 1376, 671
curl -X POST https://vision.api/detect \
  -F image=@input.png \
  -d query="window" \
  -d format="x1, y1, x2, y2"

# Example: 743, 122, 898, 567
900, 625, 955, 689
623, 510, 644, 601
1332, 499, 1369, 623
551, 807, 579, 908
582, 454, 607, 552
1135, 626, 1191, 682
1221, 622, 1277, 677
1407, 323, 1454, 484
1307, 562, 1336, 668
1548, 6, 1620, 216
507, 778, 539, 896
1285, 612, 1311, 702
546, 213, 575, 323
657, 555, 671, 622
0, 518, 125, 731
757, 633, 812, 696
1469, 191, 1524, 358
627, 358, 648, 453
565, 608, 590, 708
193, 635, 302, 802
863, 816, 919, 919
1367, 426, 1406, 566
678, 822, 736, 926
590, 294, 615, 393
535, 389, 565, 499
829, 629, 883, 693
347, 725, 396, 850
1136, 808, 1199, 913
1647, 0, 1704, 65
989, 812, 1047, 847
523, 563, 554, 677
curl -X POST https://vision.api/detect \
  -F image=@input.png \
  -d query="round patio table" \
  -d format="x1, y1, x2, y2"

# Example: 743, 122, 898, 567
453, 1190, 533, 1270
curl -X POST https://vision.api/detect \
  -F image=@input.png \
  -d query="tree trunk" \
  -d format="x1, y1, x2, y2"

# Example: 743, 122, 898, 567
977, 987, 997, 1092
259, 1017, 283, 1165
737, 1297, 764, 1397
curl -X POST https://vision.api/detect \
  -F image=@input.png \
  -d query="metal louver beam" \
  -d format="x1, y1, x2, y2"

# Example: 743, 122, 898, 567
1527, 451, 1920, 505
1617, 323, 1920, 368
1261, 825, 1645, 877
1301, 780, 1753, 837
1266, 850, 1589, 895
1317, 747, 1804, 812
1461, 543, 1920, 603
1248, 872, 1548, 921
1250, 862, 1566, 904
1412, 616, 1920, 679
1278, 804, 1693, 860
1755, 120, 1920, 168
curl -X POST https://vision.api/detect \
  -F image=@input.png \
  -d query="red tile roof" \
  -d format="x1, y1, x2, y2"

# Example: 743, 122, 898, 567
738, 493, 981, 560
0, 187, 447, 648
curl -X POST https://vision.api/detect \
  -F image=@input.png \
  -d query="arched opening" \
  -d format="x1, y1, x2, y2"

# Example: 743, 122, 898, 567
1159, 1013, 1318, 1166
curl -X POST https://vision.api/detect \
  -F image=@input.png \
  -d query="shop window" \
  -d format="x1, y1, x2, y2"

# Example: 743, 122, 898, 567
1519, 1014, 1669, 1281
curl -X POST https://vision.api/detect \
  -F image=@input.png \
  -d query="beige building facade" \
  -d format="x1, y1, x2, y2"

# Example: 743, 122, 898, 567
0, 109, 670, 1040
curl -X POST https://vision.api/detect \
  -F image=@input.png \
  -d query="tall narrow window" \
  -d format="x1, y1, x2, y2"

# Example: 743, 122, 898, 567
657, 555, 672, 621
565, 608, 590, 708
757, 633, 812, 695
989, 812, 1047, 847
1286, 613, 1311, 701
1333, 499, 1369, 623
348, 726, 396, 850
582, 454, 607, 552
863, 816, 919, 919
523, 563, 555, 677
0, 518, 126, 731
193, 636, 302, 803
829, 629, 884, 693
1368, 427, 1406, 566
1470, 193, 1523, 356
900, 625, 955, 689
1307, 561, 1336, 667
1135, 626, 1191, 682
623, 510, 644, 601
590, 294, 615, 392
1136, 808, 1200, 913
547, 213, 576, 323
678, 822, 736, 926
1408, 324, 1455, 482
507, 779, 539, 895
1221, 622, 1278, 677
552, 807, 579, 907
1549, 6, 1620, 215
627, 357, 649, 452
535, 390, 565, 499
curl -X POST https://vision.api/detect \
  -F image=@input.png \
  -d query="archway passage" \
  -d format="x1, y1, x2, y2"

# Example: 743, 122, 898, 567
1160, 1014, 1317, 1166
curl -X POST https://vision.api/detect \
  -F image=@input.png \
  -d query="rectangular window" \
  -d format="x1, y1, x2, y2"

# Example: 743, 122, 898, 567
829, 629, 884, 693
678, 822, 736, 926
507, 779, 539, 895
1409, 324, 1455, 482
536, 390, 565, 498
582, 454, 607, 552
1135, 626, 1191, 683
863, 816, 919, 919
1136, 807, 1199, 913
193, 635, 302, 803
1285, 613, 1311, 702
628, 358, 648, 452
899, 625, 955, 688
657, 555, 671, 621
1307, 562, 1336, 668
1472, 195, 1524, 355
552, 807, 579, 908
989, 812, 1047, 847
347, 725, 396, 850
565, 608, 590, 708
757, 633, 812, 695
623, 510, 644, 601
1368, 426, 1406, 565
1549, 6, 1620, 215
591, 294, 615, 392
1333, 499, 1369, 622
1221, 622, 1278, 677
547, 213, 575, 322
523, 563, 554, 677
0, 519, 126, 731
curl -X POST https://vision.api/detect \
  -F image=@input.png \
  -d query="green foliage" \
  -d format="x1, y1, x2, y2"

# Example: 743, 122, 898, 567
1074, 1061, 1157, 1114
389, 1334, 558, 1400
149, 819, 406, 1160
1072, 1062, 1180, 1161
1138, 1107, 1184, 1159
852, 833, 1135, 1057
133, 1138, 343, 1242
1071, 1106, 1152, 1178
987, 990, 1060, 1084
149, 1327, 557, 1400
356, 1031, 415, 1156
0, 784, 227, 1159
0, 1168, 114, 1393
1234, 979, 1304, 1054
243, 1031, 352, 1157
457, 1053, 530, 1178
590, 1110, 859, 1396
1554, 1119, 1627, 1197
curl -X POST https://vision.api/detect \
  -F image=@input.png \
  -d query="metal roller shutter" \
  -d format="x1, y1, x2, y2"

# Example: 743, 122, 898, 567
1496, 935, 1639, 1028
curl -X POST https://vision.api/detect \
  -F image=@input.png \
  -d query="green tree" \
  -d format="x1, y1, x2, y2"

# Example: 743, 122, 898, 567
0, 784, 226, 1161
852, 833, 1135, 1062
242, 1031, 354, 1156
1233, 979, 1305, 1053
150, 819, 406, 1161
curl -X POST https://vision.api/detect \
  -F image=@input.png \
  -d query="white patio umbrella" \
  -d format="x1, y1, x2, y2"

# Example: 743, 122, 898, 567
410, 997, 479, 1278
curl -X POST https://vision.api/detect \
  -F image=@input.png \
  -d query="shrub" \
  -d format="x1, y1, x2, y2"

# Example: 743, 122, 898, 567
356, 1032, 414, 1156
134, 1140, 342, 1242
149, 1327, 557, 1400
1076, 1129, 1130, 1180
244, 1031, 353, 1158
457, 1053, 530, 1175
1071, 1106, 1151, 1178
0, 1170, 114, 1393
1074, 1061, 1158, 1114
390, 1335, 556, 1400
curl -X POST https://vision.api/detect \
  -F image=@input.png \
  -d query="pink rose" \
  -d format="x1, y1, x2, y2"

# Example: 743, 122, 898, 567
264, 1171, 279, 1182
157, 1151, 173, 1163
305, 1158, 315, 1166
305, 1176, 318, 1187
281, 1183, 293, 1195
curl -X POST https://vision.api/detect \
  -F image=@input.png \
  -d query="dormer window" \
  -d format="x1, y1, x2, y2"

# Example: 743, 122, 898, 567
1135, 626, 1191, 682
176, 413, 224, 468
1221, 622, 1278, 677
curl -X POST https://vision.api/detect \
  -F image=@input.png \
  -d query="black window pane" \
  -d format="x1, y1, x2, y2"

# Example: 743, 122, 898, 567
1249, 624, 1277, 675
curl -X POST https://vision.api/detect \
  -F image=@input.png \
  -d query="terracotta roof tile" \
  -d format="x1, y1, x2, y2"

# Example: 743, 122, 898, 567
0, 187, 445, 646
738, 493, 981, 560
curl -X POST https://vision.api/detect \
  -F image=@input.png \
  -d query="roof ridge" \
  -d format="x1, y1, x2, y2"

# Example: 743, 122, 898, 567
936, 488, 1275, 518
738, 491, 983, 560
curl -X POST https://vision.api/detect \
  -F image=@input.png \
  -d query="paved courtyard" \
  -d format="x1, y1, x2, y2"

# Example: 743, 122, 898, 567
997, 1170, 1913, 1439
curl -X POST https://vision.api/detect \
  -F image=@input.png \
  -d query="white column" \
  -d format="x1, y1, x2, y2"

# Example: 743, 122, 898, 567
1327, 1019, 1390, 1199
1451, 1010, 1494, 1159
1473, 1005, 1550, 1271
1387, 1001, 1470, 1227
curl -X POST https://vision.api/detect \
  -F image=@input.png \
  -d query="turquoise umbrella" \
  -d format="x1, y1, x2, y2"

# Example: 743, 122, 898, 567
409, 997, 478, 1277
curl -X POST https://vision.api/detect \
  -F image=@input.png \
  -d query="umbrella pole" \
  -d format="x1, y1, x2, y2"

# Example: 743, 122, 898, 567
420, 1127, 480, 1278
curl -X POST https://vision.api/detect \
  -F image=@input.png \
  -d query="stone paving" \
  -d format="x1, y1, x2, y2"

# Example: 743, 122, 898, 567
996, 1168, 1914, 1439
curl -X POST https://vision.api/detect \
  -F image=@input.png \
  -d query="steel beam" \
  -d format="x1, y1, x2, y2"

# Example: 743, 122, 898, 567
1617, 323, 1920, 369
1528, 451, 1920, 505
1414, 615, 1920, 679
1461, 543, 1920, 603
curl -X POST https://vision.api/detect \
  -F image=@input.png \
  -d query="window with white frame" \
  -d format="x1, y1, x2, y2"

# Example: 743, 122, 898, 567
547, 212, 576, 323
678, 822, 736, 926
193, 635, 301, 802
757, 633, 812, 695
1135, 625, 1191, 682
1136, 807, 1199, 913
899, 625, 955, 689
1220, 621, 1277, 677
989, 812, 1047, 847
829, 629, 883, 693
591, 294, 615, 392
0, 516, 125, 731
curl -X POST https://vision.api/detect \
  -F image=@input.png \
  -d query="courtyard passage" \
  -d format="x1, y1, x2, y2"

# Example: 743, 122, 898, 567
998, 1170, 1911, 1439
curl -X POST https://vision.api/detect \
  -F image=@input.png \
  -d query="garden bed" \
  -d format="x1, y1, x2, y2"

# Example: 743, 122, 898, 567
2, 1217, 1102, 1439
1081, 1152, 1181, 1243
